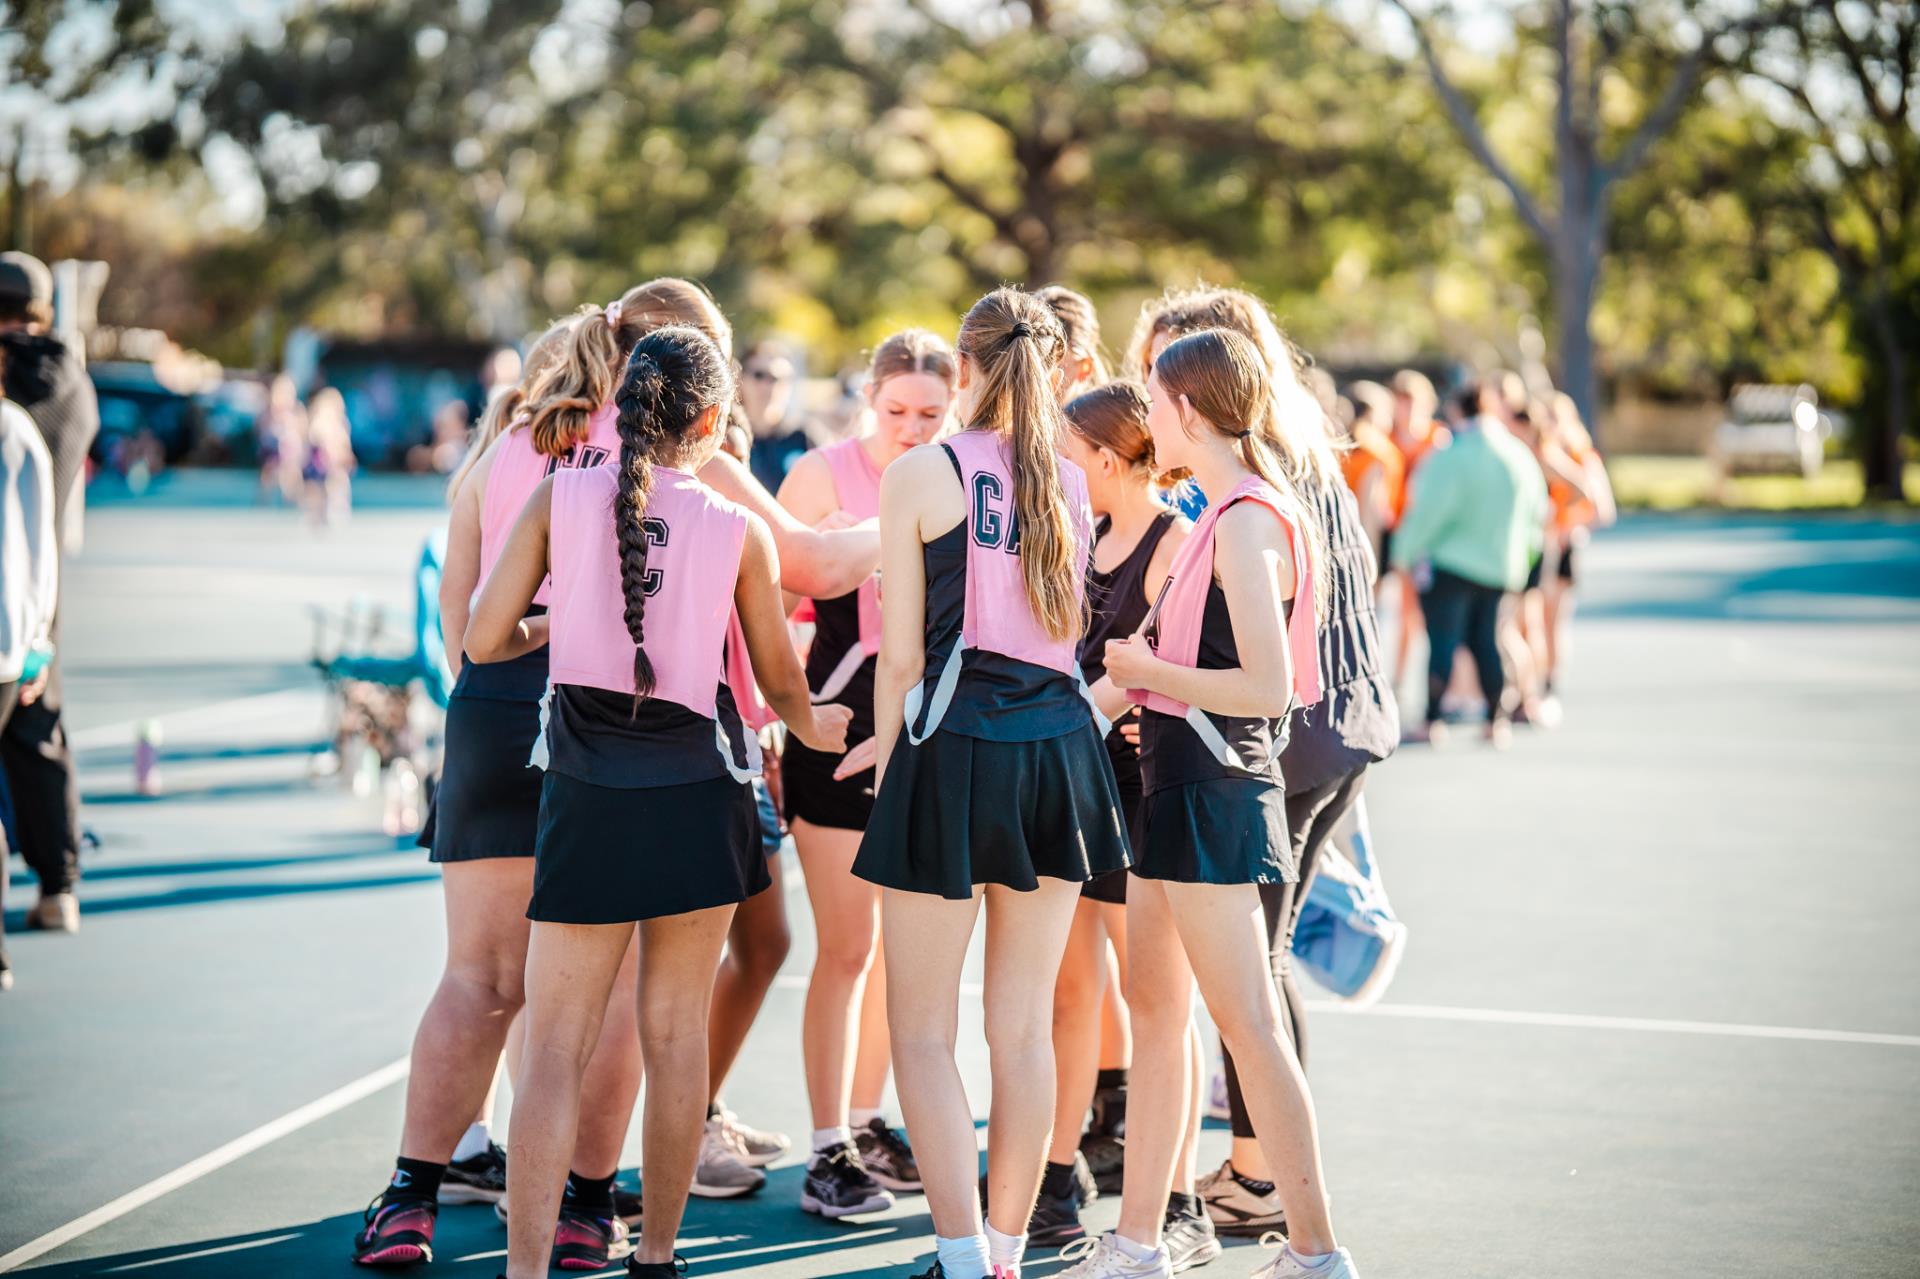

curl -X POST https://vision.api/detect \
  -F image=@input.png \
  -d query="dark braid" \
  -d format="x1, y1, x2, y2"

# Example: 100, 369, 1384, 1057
610, 325, 737, 716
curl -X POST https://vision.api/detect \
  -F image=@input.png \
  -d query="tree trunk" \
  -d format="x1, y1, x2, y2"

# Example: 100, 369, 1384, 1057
1553, 186, 1605, 442
1867, 304, 1909, 501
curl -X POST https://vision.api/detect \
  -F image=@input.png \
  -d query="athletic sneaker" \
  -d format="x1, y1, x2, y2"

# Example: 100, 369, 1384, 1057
693, 1117, 768, 1197
439, 1140, 508, 1204
25, 891, 78, 933
613, 1184, 644, 1228
1024, 1175, 1088, 1248
552, 1203, 632, 1271
625, 1254, 688, 1278
1056, 1232, 1173, 1279
1163, 1202, 1222, 1272
854, 1117, 922, 1192
1204, 1069, 1232, 1122
716, 1104, 790, 1167
1253, 1237, 1359, 1279
353, 1194, 437, 1266
1196, 1161, 1285, 1237
800, 1142, 894, 1218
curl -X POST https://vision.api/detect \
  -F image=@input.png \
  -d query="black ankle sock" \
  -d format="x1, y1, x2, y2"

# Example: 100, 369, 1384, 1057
1041, 1160, 1078, 1200
388, 1156, 445, 1203
566, 1171, 617, 1212
1167, 1191, 1201, 1219
1230, 1165, 1276, 1197
1095, 1068, 1129, 1093
565, 1170, 617, 1214
707, 1100, 723, 1121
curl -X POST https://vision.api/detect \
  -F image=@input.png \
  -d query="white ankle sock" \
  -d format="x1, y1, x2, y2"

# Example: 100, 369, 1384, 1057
811, 1125, 853, 1156
935, 1233, 992, 1279
849, 1107, 883, 1128
1287, 1243, 1337, 1271
450, 1121, 491, 1163
984, 1222, 1026, 1271
1113, 1233, 1164, 1264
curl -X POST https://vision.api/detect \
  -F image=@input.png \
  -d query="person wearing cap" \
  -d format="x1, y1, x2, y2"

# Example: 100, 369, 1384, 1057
0, 250, 97, 933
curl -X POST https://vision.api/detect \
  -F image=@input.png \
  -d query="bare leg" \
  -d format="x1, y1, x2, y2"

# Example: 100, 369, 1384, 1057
796, 820, 879, 1132
634, 905, 738, 1263
1114, 877, 1198, 1248
505, 922, 632, 1279
851, 925, 894, 1114
1165, 883, 1337, 1256
1047, 900, 1109, 1165
1174, 1016, 1203, 1196
571, 931, 644, 1178
1097, 900, 1133, 1072
707, 864, 792, 1100
980, 880, 1083, 1237
881, 887, 983, 1237
399, 859, 533, 1162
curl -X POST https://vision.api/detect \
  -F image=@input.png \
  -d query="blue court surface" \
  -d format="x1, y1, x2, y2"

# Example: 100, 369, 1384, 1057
2, 473, 1916, 1278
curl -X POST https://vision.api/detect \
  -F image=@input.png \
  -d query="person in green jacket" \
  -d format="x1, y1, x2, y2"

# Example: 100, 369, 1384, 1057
1390, 379, 1547, 745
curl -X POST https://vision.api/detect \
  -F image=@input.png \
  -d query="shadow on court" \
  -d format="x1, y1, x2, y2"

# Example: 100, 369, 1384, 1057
1, 869, 440, 930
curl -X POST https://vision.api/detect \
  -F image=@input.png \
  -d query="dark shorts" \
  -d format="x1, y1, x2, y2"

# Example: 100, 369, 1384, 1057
853, 724, 1131, 901
782, 733, 875, 831
529, 772, 768, 924
1131, 778, 1296, 886
422, 696, 543, 863
1524, 552, 1544, 592
1556, 541, 1577, 583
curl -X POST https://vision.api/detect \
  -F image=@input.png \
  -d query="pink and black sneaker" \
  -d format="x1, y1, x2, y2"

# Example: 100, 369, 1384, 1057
352, 1194, 437, 1266
553, 1203, 632, 1271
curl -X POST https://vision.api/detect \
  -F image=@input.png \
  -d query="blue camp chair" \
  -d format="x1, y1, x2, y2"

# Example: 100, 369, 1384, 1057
313, 529, 452, 709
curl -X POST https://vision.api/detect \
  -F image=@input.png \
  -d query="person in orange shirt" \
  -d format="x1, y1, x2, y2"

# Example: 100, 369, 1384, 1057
1384, 370, 1450, 691
1543, 392, 1615, 697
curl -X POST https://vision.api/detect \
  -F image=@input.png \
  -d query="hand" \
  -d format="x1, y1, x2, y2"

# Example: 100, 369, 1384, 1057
760, 745, 785, 819
1102, 633, 1159, 691
801, 701, 853, 754
831, 735, 878, 780
1118, 710, 1141, 748
18, 666, 49, 707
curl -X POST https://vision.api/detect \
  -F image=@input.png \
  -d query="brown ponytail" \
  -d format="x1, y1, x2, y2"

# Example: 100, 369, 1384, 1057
957, 288, 1081, 642
1063, 380, 1188, 495
1152, 328, 1330, 621
446, 317, 581, 501
609, 324, 736, 714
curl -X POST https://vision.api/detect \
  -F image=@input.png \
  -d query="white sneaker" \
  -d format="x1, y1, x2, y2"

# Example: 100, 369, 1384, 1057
1254, 1235, 1359, 1279
1204, 1069, 1232, 1122
691, 1118, 768, 1198
716, 1105, 791, 1167
1056, 1232, 1173, 1279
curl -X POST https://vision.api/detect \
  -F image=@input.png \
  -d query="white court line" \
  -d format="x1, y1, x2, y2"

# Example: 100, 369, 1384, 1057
1305, 1000, 1920, 1048
8, 996, 1914, 1272
0, 1057, 409, 1275
98, 1233, 301, 1273
774, 975, 1920, 1048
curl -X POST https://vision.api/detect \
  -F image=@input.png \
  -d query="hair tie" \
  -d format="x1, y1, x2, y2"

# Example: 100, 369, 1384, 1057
1008, 321, 1032, 339
1232, 428, 1253, 440
605, 299, 624, 330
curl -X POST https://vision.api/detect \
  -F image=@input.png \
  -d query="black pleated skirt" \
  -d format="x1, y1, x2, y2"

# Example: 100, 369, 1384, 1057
1081, 773, 1141, 904
852, 724, 1131, 901
422, 696, 544, 863
528, 771, 769, 924
1132, 778, 1296, 886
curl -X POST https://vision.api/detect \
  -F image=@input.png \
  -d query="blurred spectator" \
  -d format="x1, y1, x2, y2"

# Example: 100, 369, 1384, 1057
1385, 369, 1450, 686
408, 399, 470, 475
257, 373, 308, 505
0, 382, 59, 987
1338, 381, 1403, 569
1391, 379, 1547, 747
740, 339, 821, 492
303, 387, 357, 527
0, 250, 94, 934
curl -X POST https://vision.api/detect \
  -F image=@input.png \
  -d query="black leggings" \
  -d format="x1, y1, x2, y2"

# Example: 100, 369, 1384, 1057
1220, 764, 1367, 1140
1419, 567, 1507, 725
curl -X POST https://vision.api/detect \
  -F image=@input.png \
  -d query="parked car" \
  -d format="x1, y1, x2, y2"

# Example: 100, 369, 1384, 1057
1713, 384, 1832, 480
89, 360, 203, 465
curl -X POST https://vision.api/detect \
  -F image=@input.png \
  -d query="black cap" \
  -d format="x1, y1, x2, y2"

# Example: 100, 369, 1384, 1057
0, 251, 52, 305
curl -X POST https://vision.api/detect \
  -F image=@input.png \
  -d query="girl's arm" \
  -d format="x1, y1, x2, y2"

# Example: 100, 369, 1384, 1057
774, 450, 842, 615
1584, 453, 1618, 527
735, 512, 851, 754
466, 477, 553, 664
869, 447, 945, 793
700, 449, 879, 599
1103, 502, 1296, 719
438, 444, 497, 679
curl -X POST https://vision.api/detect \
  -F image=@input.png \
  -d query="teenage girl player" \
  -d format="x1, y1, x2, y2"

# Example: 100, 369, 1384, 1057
355, 313, 644, 1271
1036, 284, 1109, 402
1040, 383, 1218, 1267
1541, 392, 1614, 699
852, 288, 1130, 1279
467, 325, 851, 1279
778, 330, 955, 1216
1077, 327, 1357, 1279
